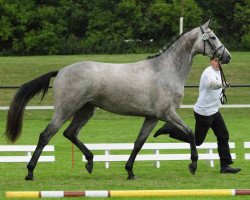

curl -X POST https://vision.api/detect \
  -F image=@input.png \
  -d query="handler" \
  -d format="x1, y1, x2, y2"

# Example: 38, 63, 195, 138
154, 57, 241, 174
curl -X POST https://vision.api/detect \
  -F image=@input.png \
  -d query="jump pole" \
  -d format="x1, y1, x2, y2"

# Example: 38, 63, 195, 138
6, 189, 250, 198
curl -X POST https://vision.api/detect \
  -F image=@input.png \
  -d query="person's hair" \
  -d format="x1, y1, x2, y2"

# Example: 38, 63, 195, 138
210, 57, 219, 61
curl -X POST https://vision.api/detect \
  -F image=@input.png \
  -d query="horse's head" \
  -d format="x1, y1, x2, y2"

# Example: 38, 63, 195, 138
197, 20, 231, 64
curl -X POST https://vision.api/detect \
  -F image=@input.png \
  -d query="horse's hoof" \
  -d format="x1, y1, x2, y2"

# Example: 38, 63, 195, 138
25, 175, 34, 181
127, 176, 137, 180
188, 163, 197, 175
85, 163, 93, 174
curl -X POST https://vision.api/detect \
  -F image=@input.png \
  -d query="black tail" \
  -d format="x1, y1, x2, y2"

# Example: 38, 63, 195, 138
5, 71, 58, 143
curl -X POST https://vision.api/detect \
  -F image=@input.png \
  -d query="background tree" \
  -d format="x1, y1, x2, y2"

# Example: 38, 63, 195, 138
195, 0, 249, 49
0, 0, 249, 55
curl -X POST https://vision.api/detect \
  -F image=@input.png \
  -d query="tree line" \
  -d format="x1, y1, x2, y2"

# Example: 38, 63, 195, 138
0, 0, 249, 55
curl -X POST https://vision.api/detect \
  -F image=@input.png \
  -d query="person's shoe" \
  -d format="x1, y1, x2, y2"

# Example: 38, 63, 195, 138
154, 124, 176, 138
154, 124, 190, 143
220, 166, 241, 174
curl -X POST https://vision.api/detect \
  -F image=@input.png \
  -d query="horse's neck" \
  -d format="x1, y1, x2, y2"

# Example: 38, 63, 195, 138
163, 29, 198, 85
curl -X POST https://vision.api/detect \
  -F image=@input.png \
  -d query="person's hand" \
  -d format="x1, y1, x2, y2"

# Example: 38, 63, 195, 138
222, 82, 230, 90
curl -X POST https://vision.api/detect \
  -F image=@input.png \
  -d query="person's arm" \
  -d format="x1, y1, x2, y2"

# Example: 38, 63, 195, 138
204, 73, 222, 90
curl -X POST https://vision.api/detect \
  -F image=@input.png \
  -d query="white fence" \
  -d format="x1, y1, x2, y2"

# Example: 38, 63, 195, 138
2, 142, 250, 167
83, 142, 236, 168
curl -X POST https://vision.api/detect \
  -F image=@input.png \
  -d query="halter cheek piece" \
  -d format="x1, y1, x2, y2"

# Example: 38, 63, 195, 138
199, 26, 225, 61
199, 26, 228, 104
219, 62, 228, 104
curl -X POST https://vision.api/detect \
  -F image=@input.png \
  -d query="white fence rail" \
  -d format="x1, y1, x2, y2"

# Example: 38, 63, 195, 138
0, 145, 55, 162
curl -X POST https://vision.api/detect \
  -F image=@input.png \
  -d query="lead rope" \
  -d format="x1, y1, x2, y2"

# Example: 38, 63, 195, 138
218, 63, 228, 104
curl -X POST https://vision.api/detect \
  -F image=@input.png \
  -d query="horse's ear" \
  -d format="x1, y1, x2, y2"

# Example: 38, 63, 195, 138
201, 20, 211, 29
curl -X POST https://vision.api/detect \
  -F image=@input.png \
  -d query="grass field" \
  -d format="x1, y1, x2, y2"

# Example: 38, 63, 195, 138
0, 53, 250, 200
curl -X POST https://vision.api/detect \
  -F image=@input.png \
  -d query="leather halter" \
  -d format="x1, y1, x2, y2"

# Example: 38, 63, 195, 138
199, 26, 225, 61
219, 62, 229, 104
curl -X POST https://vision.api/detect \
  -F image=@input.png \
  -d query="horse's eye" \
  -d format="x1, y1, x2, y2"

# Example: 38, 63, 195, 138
211, 36, 216, 40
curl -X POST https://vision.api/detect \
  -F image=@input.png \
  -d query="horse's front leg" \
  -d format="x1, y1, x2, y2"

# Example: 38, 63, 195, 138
125, 117, 158, 180
159, 111, 198, 175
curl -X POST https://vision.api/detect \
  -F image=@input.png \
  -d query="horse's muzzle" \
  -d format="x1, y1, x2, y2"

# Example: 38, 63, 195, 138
220, 54, 231, 64
220, 48, 231, 64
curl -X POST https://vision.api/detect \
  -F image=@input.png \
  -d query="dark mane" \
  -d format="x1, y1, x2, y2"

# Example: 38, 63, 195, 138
146, 32, 186, 59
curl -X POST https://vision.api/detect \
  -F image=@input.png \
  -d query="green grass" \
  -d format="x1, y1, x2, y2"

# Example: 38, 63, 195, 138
0, 53, 250, 200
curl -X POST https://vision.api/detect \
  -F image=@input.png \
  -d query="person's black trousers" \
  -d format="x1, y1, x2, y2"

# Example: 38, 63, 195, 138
194, 111, 233, 168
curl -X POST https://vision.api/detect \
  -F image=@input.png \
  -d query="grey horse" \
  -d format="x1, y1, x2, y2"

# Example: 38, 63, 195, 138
5, 21, 231, 180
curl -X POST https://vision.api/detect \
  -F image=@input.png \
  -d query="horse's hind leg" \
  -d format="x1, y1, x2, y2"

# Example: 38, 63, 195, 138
63, 104, 95, 174
125, 117, 158, 180
25, 115, 66, 180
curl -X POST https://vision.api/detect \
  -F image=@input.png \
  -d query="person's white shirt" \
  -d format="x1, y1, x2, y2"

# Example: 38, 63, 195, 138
194, 66, 223, 116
